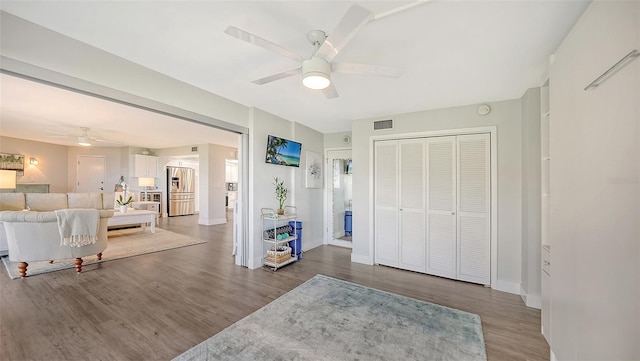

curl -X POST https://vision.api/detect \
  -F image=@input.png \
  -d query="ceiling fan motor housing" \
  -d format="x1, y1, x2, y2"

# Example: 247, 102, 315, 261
302, 57, 331, 89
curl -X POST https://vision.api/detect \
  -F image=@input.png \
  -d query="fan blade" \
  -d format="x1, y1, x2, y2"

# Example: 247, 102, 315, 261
46, 135, 69, 139
332, 62, 403, 78
252, 67, 301, 85
225, 26, 304, 62
314, 5, 373, 62
323, 82, 339, 99
92, 138, 120, 144
45, 130, 69, 136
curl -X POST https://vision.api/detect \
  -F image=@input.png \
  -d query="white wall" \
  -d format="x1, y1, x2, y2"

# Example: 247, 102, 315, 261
324, 131, 352, 149
248, 108, 297, 268
351, 100, 523, 291
200, 144, 233, 225
520, 87, 542, 308
0, 136, 130, 193
0, 136, 69, 192
68, 145, 125, 193
246, 108, 325, 268
293, 122, 324, 251
549, 1, 639, 359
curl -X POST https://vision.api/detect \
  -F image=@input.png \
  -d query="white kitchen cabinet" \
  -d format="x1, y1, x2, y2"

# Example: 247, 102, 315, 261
132, 154, 158, 178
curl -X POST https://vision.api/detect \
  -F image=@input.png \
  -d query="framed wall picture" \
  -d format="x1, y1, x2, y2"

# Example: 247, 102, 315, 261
0, 153, 24, 175
305, 151, 322, 189
265, 135, 302, 167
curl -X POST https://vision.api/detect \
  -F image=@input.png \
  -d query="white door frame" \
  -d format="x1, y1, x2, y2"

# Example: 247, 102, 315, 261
234, 133, 249, 267
369, 126, 498, 288
325, 148, 353, 248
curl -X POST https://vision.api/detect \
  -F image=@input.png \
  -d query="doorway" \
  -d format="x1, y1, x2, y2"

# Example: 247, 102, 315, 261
326, 149, 353, 248
76, 155, 105, 192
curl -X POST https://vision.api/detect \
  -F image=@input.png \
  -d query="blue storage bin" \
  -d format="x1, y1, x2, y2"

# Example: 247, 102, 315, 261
288, 221, 302, 260
345, 211, 352, 236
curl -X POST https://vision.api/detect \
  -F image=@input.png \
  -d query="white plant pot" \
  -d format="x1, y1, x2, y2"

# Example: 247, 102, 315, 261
119, 205, 128, 213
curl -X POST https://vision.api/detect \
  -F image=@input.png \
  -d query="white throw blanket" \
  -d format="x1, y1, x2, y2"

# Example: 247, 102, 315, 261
55, 209, 100, 247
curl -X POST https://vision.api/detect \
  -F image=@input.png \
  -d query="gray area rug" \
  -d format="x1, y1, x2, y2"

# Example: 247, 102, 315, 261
173, 274, 487, 361
1, 228, 206, 279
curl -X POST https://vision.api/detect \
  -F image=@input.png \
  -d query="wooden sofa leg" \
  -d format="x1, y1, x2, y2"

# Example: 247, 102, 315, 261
18, 262, 28, 278
74, 258, 83, 273
97, 253, 102, 261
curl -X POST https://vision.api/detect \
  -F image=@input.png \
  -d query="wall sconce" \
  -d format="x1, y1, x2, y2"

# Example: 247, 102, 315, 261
30, 157, 39, 166
0, 170, 17, 189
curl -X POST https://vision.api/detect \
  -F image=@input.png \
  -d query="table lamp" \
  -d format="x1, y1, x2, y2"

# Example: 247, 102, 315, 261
0, 170, 17, 190
138, 177, 155, 201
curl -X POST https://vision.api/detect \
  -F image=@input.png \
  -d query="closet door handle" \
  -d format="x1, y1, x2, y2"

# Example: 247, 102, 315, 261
451, 212, 456, 215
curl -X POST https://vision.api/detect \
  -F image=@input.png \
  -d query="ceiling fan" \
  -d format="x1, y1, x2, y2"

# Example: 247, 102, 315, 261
46, 127, 119, 146
224, 4, 403, 99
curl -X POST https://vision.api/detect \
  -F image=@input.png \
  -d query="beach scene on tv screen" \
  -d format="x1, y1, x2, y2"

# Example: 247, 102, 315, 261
266, 135, 301, 167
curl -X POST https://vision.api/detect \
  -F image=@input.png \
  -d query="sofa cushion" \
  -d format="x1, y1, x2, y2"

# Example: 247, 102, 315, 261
68, 193, 103, 209
0, 193, 26, 211
26, 193, 68, 211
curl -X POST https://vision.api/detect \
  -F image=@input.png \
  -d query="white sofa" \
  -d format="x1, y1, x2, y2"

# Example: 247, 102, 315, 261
0, 192, 114, 278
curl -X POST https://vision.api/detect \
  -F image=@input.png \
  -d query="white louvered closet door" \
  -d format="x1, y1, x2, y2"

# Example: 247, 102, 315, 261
456, 134, 490, 285
425, 137, 457, 279
374, 140, 399, 267
399, 140, 426, 272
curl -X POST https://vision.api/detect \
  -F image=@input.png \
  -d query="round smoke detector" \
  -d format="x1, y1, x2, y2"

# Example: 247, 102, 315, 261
477, 104, 491, 116
343, 135, 352, 145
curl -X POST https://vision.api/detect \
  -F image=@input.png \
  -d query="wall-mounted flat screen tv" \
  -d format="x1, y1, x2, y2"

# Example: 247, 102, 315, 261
265, 135, 302, 167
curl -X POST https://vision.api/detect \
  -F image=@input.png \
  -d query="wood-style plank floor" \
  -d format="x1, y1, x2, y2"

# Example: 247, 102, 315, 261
0, 212, 549, 361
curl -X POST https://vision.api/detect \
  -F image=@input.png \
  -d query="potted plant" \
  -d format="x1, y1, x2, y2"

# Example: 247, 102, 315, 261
116, 194, 133, 213
274, 176, 287, 215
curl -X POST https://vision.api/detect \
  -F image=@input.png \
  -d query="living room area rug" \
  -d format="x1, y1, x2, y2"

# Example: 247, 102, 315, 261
1, 228, 206, 279
173, 274, 487, 361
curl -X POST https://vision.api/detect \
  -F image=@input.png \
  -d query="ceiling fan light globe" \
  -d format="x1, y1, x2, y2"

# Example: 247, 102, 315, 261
302, 57, 332, 90
303, 73, 331, 90
78, 136, 92, 146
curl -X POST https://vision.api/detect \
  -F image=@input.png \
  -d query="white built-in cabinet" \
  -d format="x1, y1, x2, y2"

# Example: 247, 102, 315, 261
132, 154, 158, 178
374, 134, 491, 285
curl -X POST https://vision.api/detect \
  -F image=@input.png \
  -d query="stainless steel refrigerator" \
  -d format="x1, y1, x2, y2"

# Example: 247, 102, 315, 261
167, 166, 195, 216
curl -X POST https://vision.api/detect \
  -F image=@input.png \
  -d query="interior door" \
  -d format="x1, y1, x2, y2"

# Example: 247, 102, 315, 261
398, 139, 426, 272
456, 134, 491, 285
425, 137, 457, 279
374, 140, 399, 267
76, 155, 105, 192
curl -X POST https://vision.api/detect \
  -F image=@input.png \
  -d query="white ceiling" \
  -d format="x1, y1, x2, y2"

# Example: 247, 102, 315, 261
0, 73, 239, 149
0, 1, 590, 146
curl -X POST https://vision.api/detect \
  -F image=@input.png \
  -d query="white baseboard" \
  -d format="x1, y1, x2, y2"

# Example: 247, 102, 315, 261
248, 255, 263, 270
199, 217, 226, 226
303, 239, 323, 252
519, 285, 542, 309
351, 253, 373, 265
493, 279, 521, 295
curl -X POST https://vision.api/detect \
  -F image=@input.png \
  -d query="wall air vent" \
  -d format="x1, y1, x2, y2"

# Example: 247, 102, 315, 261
191, 147, 198, 152
373, 119, 393, 130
